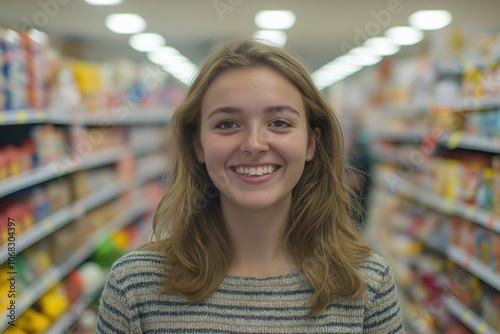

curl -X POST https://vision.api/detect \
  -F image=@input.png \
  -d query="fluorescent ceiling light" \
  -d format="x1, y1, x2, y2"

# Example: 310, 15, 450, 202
329, 56, 363, 73
253, 30, 287, 47
85, 0, 122, 5
106, 14, 146, 34
348, 47, 382, 66
364, 37, 400, 56
409, 10, 452, 30
163, 63, 198, 85
385, 26, 423, 45
148, 46, 189, 66
129, 33, 165, 52
255, 10, 296, 30
313, 71, 345, 84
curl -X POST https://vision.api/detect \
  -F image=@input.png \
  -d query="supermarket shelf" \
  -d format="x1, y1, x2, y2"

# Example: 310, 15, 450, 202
0, 109, 170, 126
0, 141, 163, 198
46, 215, 151, 333
369, 146, 427, 172
46, 283, 104, 334
368, 128, 427, 142
369, 129, 500, 154
0, 161, 165, 263
0, 109, 48, 125
446, 245, 500, 292
441, 132, 500, 154
444, 297, 499, 334
452, 97, 500, 112
0, 200, 149, 331
411, 235, 500, 292
379, 175, 500, 235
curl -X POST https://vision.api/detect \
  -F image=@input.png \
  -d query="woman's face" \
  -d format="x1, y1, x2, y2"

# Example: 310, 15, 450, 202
197, 65, 318, 211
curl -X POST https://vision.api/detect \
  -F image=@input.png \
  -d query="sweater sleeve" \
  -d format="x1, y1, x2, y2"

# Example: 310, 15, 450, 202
96, 270, 139, 334
362, 259, 404, 334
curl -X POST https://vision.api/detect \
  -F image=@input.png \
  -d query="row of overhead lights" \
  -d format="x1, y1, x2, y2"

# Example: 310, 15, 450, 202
312, 10, 453, 90
85, 0, 197, 85
85, 2, 298, 83
253, 10, 296, 47
85, 1, 296, 83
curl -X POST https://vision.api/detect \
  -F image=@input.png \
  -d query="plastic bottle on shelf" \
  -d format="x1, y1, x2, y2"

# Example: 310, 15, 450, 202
0, 28, 27, 111
476, 168, 495, 212
0, 150, 7, 180
47, 60, 81, 111
492, 156, 500, 215
31, 187, 51, 222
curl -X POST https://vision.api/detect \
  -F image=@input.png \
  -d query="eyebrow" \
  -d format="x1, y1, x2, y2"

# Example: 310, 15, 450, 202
207, 105, 301, 119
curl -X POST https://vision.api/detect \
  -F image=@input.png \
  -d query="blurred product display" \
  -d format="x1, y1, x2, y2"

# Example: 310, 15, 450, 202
2, 3, 500, 333
349, 29, 500, 333
0, 25, 171, 332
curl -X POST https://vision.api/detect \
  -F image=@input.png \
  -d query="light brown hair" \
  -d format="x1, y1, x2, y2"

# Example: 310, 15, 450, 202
144, 39, 372, 316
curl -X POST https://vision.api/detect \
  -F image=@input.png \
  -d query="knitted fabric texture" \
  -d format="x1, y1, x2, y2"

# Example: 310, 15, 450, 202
96, 249, 404, 333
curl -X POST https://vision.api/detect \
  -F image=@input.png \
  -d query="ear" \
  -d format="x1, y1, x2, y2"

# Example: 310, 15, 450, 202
306, 127, 320, 161
194, 140, 205, 163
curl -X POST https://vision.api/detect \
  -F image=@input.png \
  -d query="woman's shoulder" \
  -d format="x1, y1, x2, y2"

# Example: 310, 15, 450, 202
108, 248, 168, 282
356, 253, 393, 284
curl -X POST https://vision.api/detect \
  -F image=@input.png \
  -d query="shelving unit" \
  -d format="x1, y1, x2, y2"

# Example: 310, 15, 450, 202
444, 298, 499, 334
399, 222, 500, 293
45, 283, 104, 334
375, 174, 500, 235
0, 109, 170, 126
0, 161, 165, 263
0, 198, 150, 331
45, 214, 152, 334
357, 31, 500, 332
0, 141, 164, 198
369, 129, 500, 154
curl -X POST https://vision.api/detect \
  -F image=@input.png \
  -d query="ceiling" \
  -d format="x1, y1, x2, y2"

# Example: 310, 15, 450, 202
1, 0, 500, 75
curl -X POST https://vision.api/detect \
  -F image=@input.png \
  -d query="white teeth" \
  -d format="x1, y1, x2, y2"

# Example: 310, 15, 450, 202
234, 165, 277, 176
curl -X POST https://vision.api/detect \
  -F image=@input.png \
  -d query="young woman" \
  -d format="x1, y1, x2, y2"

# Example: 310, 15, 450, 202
97, 40, 404, 333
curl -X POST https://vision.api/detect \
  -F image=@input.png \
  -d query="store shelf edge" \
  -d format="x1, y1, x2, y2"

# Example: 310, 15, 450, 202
444, 297, 499, 334
0, 162, 165, 264
45, 216, 150, 333
0, 141, 164, 198
0, 201, 148, 331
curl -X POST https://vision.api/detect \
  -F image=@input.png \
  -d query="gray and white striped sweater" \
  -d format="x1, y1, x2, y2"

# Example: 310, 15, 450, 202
96, 250, 404, 333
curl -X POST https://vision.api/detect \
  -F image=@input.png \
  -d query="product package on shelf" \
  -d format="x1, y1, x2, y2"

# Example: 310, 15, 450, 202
0, 27, 52, 112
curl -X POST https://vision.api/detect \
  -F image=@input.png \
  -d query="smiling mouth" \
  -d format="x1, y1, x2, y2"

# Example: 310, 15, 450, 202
230, 165, 280, 177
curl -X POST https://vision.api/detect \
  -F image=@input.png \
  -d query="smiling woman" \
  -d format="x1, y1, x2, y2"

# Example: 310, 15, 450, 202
96, 39, 404, 333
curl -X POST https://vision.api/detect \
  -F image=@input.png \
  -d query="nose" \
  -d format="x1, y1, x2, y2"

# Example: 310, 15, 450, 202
240, 125, 269, 156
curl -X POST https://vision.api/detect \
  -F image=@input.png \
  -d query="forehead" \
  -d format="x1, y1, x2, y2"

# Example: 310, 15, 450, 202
201, 65, 304, 114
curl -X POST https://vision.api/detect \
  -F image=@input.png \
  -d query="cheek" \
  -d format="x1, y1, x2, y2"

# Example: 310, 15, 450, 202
203, 137, 234, 165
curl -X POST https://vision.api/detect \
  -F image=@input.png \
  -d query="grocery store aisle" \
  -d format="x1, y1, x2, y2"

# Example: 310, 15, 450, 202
1, 1, 499, 333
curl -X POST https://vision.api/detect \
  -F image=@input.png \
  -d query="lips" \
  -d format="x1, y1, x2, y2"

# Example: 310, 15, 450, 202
230, 165, 280, 177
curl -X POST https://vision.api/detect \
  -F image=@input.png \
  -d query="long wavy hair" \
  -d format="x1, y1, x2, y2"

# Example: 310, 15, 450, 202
144, 39, 372, 316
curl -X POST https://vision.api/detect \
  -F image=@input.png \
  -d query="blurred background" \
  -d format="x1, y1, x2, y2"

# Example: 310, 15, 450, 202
0, 1, 499, 333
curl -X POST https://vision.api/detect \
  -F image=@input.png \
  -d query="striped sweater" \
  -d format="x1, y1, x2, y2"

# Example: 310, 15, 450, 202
96, 250, 403, 333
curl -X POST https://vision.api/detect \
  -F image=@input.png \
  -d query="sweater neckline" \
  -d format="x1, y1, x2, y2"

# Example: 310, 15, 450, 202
223, 270, 303, 284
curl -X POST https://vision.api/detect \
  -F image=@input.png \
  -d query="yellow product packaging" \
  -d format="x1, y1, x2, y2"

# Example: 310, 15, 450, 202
71, 60, 104, 112
444, 159, 460, 200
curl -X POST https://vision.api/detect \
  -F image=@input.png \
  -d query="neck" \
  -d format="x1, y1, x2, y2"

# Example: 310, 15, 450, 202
221, 195, 297, 278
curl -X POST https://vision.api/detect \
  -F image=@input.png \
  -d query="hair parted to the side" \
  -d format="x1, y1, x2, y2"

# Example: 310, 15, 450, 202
143, 39, 372, 316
